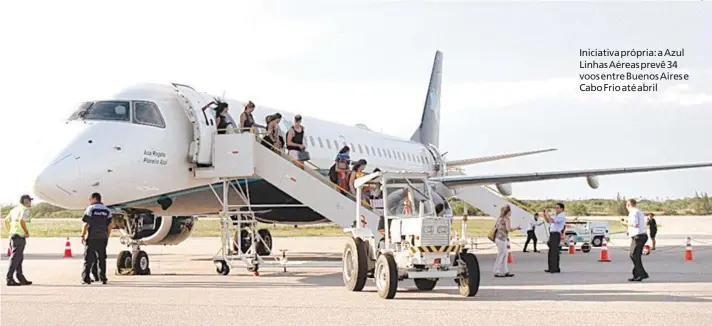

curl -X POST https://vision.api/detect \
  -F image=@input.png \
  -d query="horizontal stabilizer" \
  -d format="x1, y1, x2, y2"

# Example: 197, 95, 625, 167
446, 148, 557, 167
432, 162, 712, 188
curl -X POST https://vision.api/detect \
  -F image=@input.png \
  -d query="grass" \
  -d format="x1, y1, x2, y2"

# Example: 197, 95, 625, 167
2, 218, 626, 238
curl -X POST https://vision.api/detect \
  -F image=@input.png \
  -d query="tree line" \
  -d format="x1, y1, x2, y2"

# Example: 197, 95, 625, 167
3, 192, 712, 218
449, 192, 712, 216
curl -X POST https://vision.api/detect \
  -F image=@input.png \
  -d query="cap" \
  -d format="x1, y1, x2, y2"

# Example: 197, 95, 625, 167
337, 153, 350, 161
20, 194, 33, 203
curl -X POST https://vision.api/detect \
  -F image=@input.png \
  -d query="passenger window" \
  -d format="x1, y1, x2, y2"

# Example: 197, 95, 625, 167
350, 143, 356, 152
364, 145, 370, 155
309, 136, 316, 147
387, 150, 392, 159
325, 138, 331, 149
133, 101, 166, 128
318, 137, 324, 148
377, 148, 382, 157
334, 140, 340, 150
358, 144, 363, 154
77, 101, 131, 122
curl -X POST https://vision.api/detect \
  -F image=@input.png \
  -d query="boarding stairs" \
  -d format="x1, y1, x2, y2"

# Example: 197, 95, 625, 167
193, 131, 381, 232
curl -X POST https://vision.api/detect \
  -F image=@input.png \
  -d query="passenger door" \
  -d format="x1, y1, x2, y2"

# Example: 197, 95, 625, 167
172, 83, 217, 166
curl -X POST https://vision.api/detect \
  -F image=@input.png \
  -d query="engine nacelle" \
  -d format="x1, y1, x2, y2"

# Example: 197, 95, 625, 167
120, 214, 196, 246
586, 175, 600, 189
385, 189, 451, 216
495, 183, 513, 196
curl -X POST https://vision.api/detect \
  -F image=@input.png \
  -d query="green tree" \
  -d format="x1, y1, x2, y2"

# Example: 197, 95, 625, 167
569, 202, 589, 216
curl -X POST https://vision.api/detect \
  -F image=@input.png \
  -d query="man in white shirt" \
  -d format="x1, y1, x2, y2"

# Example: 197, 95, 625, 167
541, 203, 566, 273
624, 199, 649, 282
523, 213, 544, 253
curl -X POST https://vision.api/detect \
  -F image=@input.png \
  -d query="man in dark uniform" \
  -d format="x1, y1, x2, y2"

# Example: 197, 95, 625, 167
647, 213, 658, 250
80, 192, 112, 284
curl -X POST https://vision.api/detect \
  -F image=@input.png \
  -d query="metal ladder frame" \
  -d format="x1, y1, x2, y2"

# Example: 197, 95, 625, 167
208, 178, 307, 275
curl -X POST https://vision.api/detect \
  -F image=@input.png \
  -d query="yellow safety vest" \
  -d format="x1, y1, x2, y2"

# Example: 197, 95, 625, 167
5, 205, 30, 236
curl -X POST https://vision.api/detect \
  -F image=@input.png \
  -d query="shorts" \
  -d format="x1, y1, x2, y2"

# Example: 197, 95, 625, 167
288, 150, 300, 160
650, 229, 657, 239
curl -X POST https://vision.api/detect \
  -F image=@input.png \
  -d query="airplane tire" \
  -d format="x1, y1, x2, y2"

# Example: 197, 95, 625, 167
343, 237, 368, 292
458, 253, 480, 297
256, 229, 273, 256
216, 260, 230, 276
132, 250, 151, 275
232, 230, 251, 254
116, 250, 133, 275
414, 278, 438, 291
375, 253, 398, 299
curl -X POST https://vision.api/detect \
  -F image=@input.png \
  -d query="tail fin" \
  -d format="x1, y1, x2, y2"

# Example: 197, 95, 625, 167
410, 50, 442, 148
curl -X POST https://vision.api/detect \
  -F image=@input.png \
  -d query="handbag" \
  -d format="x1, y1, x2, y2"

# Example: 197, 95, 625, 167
297, 150, 311, 161
487, 218, 498, 243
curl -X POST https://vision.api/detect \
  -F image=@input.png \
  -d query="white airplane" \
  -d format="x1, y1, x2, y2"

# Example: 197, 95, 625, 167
33, 51, 712, 274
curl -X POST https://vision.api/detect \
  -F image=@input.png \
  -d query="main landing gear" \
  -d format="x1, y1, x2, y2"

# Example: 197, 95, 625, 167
116, 244, 151, 275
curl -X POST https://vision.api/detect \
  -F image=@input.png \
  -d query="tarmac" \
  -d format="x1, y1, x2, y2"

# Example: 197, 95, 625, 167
2, 233, 712, 325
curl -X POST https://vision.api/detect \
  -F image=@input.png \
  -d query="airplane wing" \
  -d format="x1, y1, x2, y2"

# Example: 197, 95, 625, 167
445, 148, 557, 167
431, 162, 712, 188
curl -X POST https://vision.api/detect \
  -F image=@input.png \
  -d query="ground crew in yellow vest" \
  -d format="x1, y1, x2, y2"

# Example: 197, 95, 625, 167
4, 194, 34, 286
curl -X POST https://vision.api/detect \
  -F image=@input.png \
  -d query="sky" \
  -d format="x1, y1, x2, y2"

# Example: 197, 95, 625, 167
1, 1, 711, 205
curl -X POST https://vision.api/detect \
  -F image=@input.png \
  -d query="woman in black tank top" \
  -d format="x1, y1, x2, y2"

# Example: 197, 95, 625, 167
239, 101, 265, 133
215, 102, 230, 134
287, 115, 306, 161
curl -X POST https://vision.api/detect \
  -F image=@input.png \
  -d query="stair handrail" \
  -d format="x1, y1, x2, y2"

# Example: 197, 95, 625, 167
217, 127, 374, 210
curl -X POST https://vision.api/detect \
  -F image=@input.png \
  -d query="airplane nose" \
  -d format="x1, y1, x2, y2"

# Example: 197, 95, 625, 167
33, 157, 82, 208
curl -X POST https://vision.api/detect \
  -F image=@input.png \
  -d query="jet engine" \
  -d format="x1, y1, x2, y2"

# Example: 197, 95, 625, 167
116, 213, 196, 246
384, 188, 451, 216
586, 175, 600, 189
495, 183, 513, 196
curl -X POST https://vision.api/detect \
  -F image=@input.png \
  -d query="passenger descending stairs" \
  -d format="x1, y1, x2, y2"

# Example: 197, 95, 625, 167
195, 132, 383, 238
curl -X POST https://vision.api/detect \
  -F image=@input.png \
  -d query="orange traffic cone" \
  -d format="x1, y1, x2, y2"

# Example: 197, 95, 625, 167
63, 237, 72, 258
685, 237, 693, 261
568, 238, 575, 255
506, 241, 514, 264
598, 238, 611, 262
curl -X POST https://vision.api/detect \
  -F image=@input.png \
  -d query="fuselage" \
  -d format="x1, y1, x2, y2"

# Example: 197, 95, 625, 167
33, 83, 442, 223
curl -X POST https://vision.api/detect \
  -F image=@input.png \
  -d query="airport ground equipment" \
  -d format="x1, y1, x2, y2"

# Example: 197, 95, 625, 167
192, 129, 381, 275
559, 221, 609, 253
342, 171, 481, 299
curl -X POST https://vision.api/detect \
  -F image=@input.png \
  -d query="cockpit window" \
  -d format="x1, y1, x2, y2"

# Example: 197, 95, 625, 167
133, 101, 166, 128
76, 101, 130, 121
86, 101, 131, 121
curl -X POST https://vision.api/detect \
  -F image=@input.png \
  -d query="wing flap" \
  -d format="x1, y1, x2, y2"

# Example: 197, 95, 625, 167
432, 162, 712, 188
